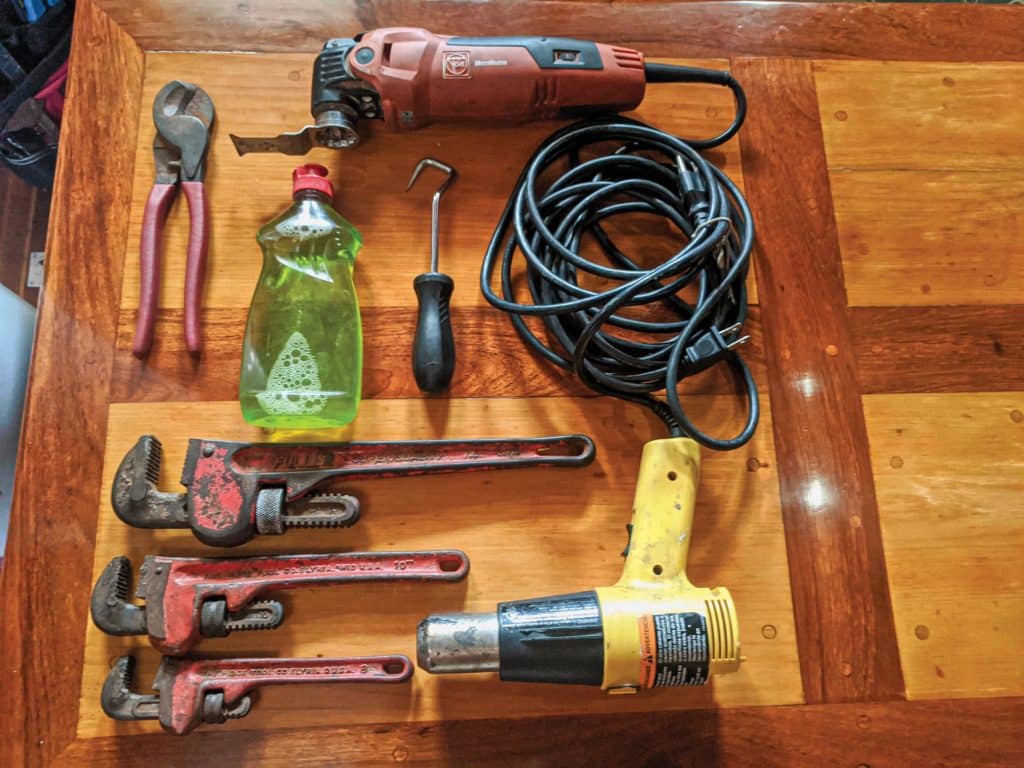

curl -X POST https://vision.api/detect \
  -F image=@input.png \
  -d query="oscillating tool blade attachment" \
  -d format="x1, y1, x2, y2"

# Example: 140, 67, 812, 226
90, 556, 147, 636
111, 435, 189, 529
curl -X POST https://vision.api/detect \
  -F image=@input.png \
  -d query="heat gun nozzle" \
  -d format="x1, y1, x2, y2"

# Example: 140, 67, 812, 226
416, 613, 500, 674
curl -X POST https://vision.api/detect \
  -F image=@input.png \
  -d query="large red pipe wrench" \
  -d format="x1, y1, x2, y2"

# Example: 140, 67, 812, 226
112, 433, 595, 547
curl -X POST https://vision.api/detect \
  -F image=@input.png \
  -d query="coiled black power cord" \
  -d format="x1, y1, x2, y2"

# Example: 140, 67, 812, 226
480, 63, 757, 450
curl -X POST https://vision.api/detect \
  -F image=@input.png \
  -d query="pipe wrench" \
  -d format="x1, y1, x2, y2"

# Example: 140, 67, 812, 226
112, 433, 595, 547
103, 654, 412, 735
91, 550, 469, 655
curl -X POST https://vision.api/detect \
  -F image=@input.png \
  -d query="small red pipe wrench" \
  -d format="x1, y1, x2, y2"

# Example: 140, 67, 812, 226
103, 654, 412, 735
133, 81, 214, 358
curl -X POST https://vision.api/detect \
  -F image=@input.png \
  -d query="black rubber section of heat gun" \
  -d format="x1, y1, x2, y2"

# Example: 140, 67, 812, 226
497, 590, 604, 685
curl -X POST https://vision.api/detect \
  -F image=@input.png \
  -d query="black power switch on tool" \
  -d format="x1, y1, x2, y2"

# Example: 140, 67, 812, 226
406, 158, 457, 393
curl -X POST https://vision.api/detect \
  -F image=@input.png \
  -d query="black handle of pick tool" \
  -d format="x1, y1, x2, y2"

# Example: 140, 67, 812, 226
413, 271, 456, 393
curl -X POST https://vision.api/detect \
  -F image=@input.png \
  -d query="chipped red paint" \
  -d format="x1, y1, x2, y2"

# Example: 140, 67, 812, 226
190, 444, 245, 532
171, 435, 595, 547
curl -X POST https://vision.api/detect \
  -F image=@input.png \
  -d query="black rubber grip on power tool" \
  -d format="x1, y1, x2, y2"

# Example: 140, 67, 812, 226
413, 272, 455, 393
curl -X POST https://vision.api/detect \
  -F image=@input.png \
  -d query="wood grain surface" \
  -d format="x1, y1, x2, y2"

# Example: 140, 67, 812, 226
851, 305, 1024, 395
817, 62, 1024, 308
116, 53, 743, 313
78, 397, 797, 737
734, 57, 903, 704
108, 307, 767, 403
3, 1, 1023, 765
0, 3, 144, 766
92, 1, 1024, 60
57, 697, 1024, 767
863, 393, 1024, 700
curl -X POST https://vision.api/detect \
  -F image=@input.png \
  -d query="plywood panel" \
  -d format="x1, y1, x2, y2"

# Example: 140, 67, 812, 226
77, 395, 799, 737
815, 62, 1024, 172
118, 52, 749, 316
108, 306, 768, 402
816, 61, 1024, 308
864, 393, 1024, 699
831, 170, 1024, 307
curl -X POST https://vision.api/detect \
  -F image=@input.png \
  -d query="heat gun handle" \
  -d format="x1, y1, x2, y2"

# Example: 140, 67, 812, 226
618, 437, 700, 587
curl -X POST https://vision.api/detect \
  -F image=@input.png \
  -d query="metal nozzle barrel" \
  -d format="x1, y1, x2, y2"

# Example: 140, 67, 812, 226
416, 613, 499, 674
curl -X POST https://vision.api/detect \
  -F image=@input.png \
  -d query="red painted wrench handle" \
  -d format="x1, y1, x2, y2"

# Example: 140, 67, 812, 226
133, 183, 176, 358
184, 655, 413, 686
166, 655, 412, 734
168, 550, 471, 610
181, 180, 209, 354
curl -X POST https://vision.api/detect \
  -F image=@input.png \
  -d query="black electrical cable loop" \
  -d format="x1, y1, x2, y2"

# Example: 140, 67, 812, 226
480, 65, 756, 450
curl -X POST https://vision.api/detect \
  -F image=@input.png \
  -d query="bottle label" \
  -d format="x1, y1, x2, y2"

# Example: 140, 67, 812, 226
256, 332, 328, 416
638, 612, 709, 687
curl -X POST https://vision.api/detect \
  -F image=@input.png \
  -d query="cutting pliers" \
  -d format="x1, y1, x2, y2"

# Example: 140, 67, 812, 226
133, 81, 215, 358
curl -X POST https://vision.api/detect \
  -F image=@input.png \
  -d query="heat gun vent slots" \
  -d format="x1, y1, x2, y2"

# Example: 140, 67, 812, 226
705, 598, 734, 662
612, 48, 644, 70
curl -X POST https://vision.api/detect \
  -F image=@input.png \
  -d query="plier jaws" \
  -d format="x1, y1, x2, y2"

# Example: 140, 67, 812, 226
133, 81, 215, 358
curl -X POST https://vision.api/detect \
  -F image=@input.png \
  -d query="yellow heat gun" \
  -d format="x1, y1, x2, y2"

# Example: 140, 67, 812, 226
417, 437, 741, 691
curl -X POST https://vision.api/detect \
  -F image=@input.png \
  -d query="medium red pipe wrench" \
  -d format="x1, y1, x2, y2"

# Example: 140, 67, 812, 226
133, 81, 214, 358
91, 550, 470, 655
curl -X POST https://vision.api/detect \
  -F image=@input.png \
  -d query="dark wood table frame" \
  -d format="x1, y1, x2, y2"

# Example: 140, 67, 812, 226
1, 2, 1021, 764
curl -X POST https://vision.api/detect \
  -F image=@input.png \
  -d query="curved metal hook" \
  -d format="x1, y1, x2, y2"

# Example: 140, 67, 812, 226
406, 158, 457, 272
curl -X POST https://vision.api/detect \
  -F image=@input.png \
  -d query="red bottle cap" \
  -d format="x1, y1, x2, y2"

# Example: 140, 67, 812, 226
292, 164, 334, 198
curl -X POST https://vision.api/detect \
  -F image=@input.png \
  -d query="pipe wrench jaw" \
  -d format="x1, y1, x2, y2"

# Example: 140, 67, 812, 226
101, 655, 257, 734
111, 435, 189, 530
101, 656, 161, 723
90, 555, 148, 637
90, 556, 286, 655
112, 435, 362, 547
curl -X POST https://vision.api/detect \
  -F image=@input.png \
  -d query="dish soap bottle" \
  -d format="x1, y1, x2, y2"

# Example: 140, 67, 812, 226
239, 164, 363, 428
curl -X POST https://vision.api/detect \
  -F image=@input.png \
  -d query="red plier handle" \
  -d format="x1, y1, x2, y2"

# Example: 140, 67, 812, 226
133, 180, 209, 357
181, 180, 209, 354
134, 80, 214, 358
134, 183, 174, 357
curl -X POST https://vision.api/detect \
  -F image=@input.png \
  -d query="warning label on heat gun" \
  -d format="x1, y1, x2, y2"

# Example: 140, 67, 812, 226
638, 613, 709, 687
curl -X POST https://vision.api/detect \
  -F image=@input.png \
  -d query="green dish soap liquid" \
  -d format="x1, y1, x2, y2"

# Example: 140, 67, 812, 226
240, 164, 363, 428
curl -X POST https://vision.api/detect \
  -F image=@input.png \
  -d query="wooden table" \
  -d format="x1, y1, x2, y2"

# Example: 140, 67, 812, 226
2, 1, 1022, 765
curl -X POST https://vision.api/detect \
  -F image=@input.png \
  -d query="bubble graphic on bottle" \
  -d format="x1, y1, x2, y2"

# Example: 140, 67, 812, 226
275, 218, 335, 237
256, 332, 328, 416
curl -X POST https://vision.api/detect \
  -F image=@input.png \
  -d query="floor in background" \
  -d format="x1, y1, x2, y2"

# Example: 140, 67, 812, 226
0, 164, 49, 306
0, 165, 48, 569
